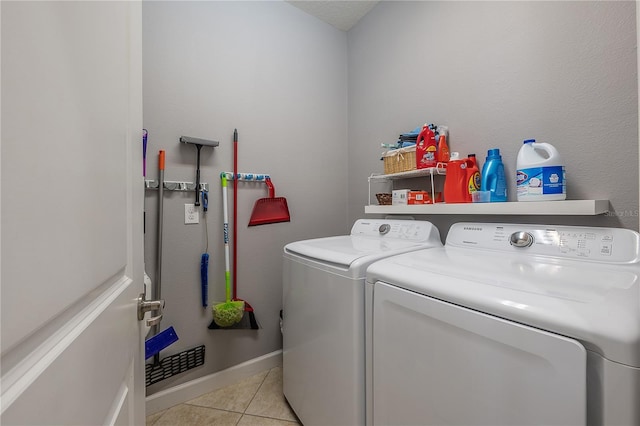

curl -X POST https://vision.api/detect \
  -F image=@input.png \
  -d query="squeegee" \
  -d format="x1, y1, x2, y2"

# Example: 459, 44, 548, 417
180, 136, 219, 206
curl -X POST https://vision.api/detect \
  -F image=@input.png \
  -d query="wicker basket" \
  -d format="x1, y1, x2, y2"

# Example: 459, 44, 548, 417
376, 193, 392, 205
382, 146, 416, 174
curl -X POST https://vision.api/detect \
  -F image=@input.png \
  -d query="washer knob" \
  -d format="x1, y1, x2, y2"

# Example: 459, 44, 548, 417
379, 224, 391, 235
510, 231, 534, 247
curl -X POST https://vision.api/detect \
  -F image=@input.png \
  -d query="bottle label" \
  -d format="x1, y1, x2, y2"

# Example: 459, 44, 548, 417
495, 171, 507, 198
418, 146, 437, 168
468, 171, 480, 193
516, 166, 565, 197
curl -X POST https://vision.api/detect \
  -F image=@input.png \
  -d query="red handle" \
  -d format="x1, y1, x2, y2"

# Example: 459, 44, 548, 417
233, 130, 238, 300
265, 177, 275, 198
159, 150, 165, 171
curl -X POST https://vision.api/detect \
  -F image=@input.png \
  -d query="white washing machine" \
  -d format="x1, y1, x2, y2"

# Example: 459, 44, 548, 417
283, 219, 442, 426
366, 222, 640, 426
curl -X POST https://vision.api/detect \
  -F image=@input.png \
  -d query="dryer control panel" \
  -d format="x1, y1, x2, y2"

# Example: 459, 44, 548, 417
350, 219, 441, 242
446, 222, 640, 264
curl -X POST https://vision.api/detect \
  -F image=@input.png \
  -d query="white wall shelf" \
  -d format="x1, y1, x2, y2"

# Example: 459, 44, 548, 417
365, 199, 610, 216
368, 168, 609, 216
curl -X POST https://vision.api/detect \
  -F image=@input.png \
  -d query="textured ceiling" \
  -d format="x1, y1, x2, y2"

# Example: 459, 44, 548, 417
286, 1, 380, 31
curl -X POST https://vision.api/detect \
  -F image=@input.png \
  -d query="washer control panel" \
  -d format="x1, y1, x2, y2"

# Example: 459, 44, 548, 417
447, 222, 640, 263
350, 219, 440, 242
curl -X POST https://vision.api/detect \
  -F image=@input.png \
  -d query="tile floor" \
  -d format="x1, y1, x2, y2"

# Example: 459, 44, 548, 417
146, 366, 301, 426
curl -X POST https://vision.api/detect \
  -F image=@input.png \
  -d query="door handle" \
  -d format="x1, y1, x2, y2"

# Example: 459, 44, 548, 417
137, 293, 164, 326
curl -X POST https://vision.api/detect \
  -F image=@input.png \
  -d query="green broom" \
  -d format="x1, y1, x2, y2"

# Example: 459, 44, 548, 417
212, 175, 244, 327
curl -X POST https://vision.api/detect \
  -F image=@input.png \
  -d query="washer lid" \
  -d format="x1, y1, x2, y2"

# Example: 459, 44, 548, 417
285, 234, 438, 268
285, 219, 441, 268
367, 223, 640, 367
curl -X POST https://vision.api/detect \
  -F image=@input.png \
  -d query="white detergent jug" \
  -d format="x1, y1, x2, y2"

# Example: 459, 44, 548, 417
516, 139, 566, 201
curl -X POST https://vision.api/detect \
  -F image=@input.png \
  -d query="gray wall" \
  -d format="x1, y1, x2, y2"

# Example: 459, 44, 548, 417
143, 1, 348, 395
348, 1, 638, 235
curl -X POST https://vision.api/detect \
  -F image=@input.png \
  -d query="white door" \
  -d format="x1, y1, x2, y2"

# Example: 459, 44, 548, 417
1, 1, 145, 425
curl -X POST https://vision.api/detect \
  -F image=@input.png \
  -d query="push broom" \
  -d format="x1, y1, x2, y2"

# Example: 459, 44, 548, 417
231, 129, 259, 328
209, 129, 259, 329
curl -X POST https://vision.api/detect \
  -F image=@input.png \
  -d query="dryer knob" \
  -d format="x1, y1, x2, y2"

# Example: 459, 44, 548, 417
379, 224, 391, 235
510, 231, 534, 248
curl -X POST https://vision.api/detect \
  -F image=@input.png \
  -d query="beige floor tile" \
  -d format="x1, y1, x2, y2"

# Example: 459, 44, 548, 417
245, 367, 298, 422
145, 409, 166, 426
238, 414, 300, 426
186, 370, 269, 413
152, 404, 241, 426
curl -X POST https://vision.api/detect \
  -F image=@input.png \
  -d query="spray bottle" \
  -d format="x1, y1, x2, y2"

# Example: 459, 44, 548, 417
437, 134, 450, 164
436, 126, 450, 164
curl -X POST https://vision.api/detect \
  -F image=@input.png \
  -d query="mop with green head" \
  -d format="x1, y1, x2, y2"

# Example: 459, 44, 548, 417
212, 175, 244, 327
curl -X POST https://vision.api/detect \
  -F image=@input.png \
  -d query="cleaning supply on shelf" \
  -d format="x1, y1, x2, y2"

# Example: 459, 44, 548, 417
436, 134, 450, 163
516, 139, 566, 201
466, 154, 481, 196
416, 124, 437, 169
481, 148, 508, 202
392, 189, 439, 205
444, 152, 472, 203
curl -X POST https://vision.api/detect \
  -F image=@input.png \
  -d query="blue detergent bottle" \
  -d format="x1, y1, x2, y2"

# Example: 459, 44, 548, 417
480, 148, 507, 202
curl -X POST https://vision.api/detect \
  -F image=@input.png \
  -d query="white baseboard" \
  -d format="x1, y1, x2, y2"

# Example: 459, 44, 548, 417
145, 350, 283, 415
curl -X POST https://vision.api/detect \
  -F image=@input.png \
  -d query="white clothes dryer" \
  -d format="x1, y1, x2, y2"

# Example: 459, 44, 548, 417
366, 222, 640, 426
283, 219, 442, 426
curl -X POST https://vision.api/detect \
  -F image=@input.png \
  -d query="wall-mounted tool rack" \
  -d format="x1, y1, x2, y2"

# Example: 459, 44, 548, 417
145, 180, 209, 192
144, 172, 272, 192
220, 172, 271, 181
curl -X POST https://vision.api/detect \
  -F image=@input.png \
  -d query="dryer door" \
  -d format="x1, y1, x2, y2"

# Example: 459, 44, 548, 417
372, 282, 586, 426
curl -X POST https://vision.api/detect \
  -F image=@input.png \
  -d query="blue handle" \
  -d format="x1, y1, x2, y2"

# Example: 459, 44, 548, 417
201, 190, 209, 212
200, 253, 209, 307
142, 129, 148, 177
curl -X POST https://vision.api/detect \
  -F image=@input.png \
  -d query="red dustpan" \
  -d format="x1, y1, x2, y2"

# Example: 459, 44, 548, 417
248, 177, 290, 226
